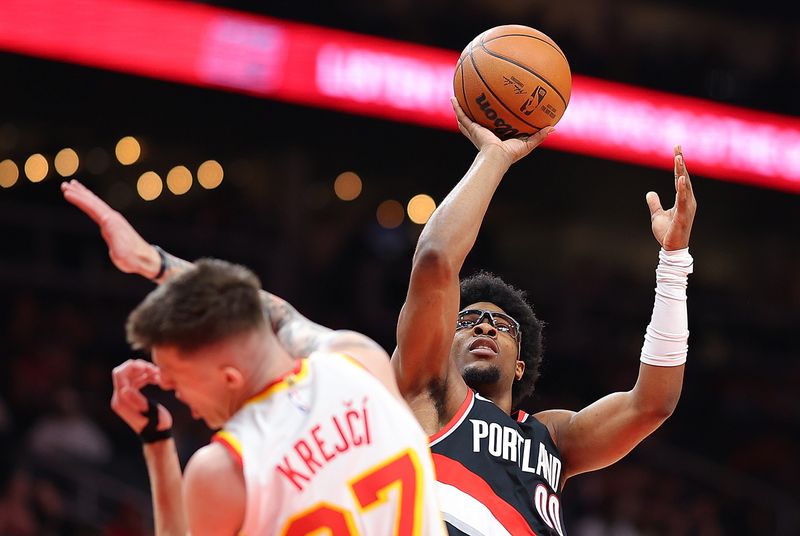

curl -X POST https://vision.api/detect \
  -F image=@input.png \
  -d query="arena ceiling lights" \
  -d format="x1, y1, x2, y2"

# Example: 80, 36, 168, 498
2, 0, 799, 193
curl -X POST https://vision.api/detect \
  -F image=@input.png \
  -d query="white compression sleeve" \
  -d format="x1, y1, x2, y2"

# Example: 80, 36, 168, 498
640, 247, 693, 367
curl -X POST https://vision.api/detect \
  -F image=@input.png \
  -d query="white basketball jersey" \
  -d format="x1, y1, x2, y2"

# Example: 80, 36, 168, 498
212, 352, 445, 536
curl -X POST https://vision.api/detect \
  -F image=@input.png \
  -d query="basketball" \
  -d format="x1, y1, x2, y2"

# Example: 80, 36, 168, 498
454, 25, 572, 139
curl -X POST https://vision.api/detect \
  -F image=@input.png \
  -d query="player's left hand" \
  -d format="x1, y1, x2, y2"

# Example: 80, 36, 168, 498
646, 146, 697, 250
451, 97, 553, 166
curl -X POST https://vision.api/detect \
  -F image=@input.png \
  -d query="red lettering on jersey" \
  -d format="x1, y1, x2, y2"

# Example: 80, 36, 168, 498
294, 439, 323, 475
331, 416, 351, 453
275, 399, 374, 492
311, 424, 336, 462
276, 455, 310, 492
346, 409, 362, 446
362, 403, 371, 445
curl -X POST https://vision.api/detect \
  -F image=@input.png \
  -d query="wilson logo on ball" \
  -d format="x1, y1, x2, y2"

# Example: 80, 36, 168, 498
475, 93, 531, 139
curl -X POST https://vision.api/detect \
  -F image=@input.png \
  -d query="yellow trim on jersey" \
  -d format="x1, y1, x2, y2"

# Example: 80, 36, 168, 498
213, 430, 243, 457
334, 352, 367, 371
212, 429, 244, 469
245, 359, 310, 406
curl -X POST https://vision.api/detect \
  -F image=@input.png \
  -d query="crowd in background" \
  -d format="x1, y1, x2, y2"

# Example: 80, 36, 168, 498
1, 185, 797, 533
2, 0, 799, 533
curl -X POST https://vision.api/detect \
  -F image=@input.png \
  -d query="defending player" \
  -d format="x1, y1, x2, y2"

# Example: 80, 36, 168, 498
110, 259, 445, 535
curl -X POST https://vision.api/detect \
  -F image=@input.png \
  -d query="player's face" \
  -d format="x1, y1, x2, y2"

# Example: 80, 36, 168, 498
151, 345, 233, 430
451, 301, 523, 389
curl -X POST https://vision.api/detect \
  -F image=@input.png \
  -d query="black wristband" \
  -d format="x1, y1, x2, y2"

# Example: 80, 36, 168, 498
140, 399, 172, 444
151, 245, 168, 281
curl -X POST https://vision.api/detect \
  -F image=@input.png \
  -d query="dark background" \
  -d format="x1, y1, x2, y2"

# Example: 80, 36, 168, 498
1, 1, 798, 534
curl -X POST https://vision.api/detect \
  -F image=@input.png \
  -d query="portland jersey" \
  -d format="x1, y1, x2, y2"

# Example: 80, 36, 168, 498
213, 352, 445, 536
429, 390, 566, 536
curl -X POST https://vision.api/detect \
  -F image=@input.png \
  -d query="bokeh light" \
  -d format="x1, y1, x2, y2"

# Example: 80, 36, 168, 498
24, 154, 48, 182
54, 148, 79, 177
115, 136, 141, 165
407, 194, 436, 224
0, 159, 19, 188
376, 199, 404, 229
197, 160, 224, 189
137, 171, 163, 201
166, 165, 192, 195
334, 171, 362, 201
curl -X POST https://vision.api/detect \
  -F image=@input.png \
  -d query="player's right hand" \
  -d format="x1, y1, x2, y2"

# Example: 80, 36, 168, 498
111, 359, 173, 434
451, 97, 554, 166
61, 179, 161, 279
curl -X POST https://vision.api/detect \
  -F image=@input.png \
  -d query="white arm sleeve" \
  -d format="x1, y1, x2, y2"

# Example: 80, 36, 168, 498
640, 247, 693, 367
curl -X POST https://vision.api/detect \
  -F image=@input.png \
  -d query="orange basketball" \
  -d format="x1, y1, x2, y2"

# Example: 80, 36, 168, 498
454, 25, 572, 139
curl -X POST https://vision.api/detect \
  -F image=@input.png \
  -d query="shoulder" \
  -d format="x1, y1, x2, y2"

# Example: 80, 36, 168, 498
317, 330, 402, 398
532, 409, 575, 448
183, 443, 246, 536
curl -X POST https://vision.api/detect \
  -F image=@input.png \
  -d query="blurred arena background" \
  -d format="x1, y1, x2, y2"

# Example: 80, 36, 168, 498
1, 0, 798, 534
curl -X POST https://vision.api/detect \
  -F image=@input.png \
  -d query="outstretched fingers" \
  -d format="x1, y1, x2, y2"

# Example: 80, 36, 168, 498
450, 97, 471, 126
672, 148, 696, 218
645, 191, 663, 219
524, 126, 554, 151
62, 179, 112, 224
451, 97, 479, 139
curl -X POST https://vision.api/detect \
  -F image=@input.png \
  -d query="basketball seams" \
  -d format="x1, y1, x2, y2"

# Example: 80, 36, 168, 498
459, 61, 478, 123
481, 33, 568, 64
476, 40, 569, 108
467, 48, 547, 131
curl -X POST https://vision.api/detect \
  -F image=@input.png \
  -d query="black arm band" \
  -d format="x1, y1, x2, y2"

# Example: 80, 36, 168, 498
151, 245, 168, 281
140, 399, 172, 444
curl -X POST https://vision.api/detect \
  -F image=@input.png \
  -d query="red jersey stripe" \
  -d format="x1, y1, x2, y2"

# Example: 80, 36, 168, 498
432, 453, 538, 536
428, 390, 473, 444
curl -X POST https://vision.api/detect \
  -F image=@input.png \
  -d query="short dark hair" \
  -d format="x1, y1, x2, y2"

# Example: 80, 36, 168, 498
460, 271, 544, 410
127, 258, 265, 352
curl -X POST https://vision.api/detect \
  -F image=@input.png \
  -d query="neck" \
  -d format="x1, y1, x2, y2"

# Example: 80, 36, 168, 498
476, 384, 514, 415
229, 336, 297, 417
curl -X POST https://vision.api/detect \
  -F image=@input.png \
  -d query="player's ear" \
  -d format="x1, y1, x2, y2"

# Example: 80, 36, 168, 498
221, 366, 245, 389
515, 360, 525, 381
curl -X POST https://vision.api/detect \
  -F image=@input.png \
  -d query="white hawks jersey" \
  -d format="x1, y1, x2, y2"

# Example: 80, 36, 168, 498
213, 352, 445, 536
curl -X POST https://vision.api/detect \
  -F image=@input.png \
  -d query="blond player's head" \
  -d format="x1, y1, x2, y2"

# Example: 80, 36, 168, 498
126, 258, 276, 428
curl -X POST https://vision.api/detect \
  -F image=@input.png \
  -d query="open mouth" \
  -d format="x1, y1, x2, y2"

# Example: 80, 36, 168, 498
468, 336, 499, 356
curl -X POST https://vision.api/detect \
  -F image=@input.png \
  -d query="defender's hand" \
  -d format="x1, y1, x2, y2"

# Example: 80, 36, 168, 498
111, 359, 172, 434
61, 179, 161, 278
646, 146, 697, 250
451, 97, 553, 166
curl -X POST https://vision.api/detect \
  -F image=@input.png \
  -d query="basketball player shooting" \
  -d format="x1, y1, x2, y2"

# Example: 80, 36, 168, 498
63, 92, 695, 534
386, 98, 696, 535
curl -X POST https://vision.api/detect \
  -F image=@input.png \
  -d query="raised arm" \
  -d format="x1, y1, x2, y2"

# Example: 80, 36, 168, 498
392, 99, 553, 396
61, 180, 331, 358
538, 146, 697, 483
